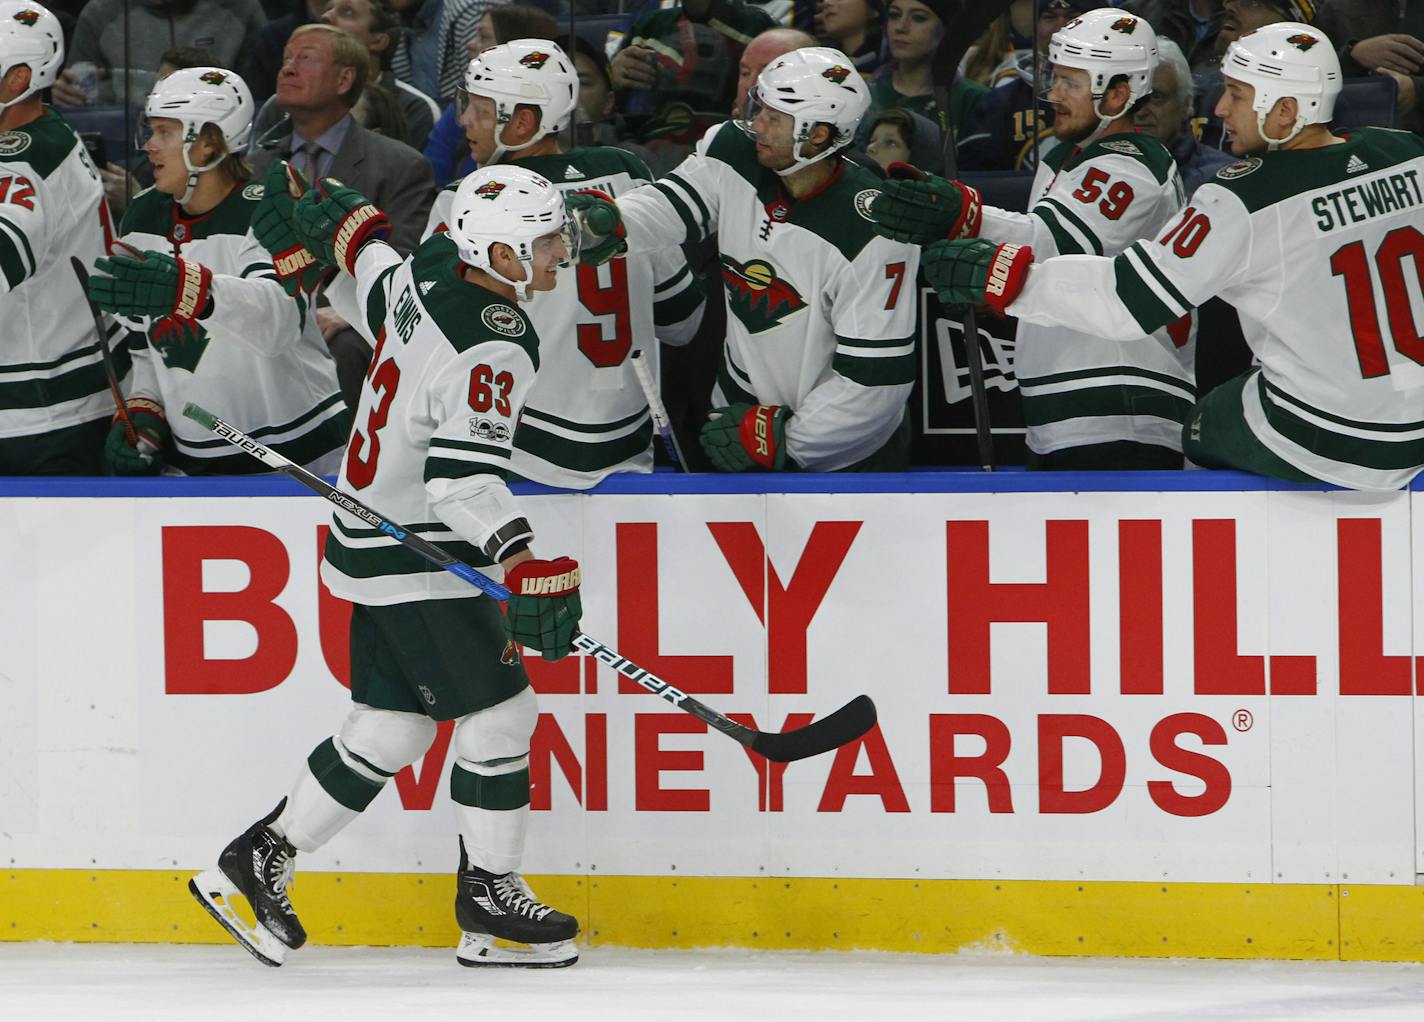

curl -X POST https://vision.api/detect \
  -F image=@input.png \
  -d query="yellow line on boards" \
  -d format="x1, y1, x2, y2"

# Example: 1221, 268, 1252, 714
5, 870, 1423, 962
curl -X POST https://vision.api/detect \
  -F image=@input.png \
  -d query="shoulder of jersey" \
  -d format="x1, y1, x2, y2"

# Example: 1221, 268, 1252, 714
827, 160, 900, 258
1079, 133, 1176, 185
560, 145, 653, 185
409, 233, 540, 367
0, 110, 79, 176
119, 186, 173, 236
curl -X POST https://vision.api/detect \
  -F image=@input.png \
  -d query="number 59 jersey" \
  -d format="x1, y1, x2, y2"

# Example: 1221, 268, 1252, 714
1012, 127, 1424, 490
321, 234, 541, 605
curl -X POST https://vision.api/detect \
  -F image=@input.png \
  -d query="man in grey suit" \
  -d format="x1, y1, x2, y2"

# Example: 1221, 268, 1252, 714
251, 23, 435, 406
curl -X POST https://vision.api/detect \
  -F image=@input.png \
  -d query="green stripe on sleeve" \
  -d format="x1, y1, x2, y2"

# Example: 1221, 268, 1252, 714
364, 265, 398, 337
663, 173, 712, 231
0, 216, 36, 277
1130, 243, 1193, 313
423, 456, 506, 482
1034, 206, 1088, 256
650, 181, 703, 241
1113, 255, 1177, 335
832, 351, 916, 387
1038, 198, 1104, 255
653, 280, 705, 325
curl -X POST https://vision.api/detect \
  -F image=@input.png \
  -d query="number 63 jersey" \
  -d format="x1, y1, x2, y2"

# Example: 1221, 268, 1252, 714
320, 234, 540, 605
1010, 126, 1424, 490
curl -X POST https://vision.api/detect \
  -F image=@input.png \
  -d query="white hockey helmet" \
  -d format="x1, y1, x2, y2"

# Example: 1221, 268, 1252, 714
144, 66, 255, 205
0, 3, 63, 110
738, 46, 870, 177
1222, 22, 1341, 150
445, 165, 576, 300
1048, 8, 1159, 142
459, 39, 579, 164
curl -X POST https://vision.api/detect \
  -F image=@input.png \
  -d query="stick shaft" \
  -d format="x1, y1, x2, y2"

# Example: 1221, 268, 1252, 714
72, 257, 139, 445
630, 349, 686, 470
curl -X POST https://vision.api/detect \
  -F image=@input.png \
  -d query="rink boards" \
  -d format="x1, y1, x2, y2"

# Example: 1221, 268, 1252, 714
4, 470, 1424, 960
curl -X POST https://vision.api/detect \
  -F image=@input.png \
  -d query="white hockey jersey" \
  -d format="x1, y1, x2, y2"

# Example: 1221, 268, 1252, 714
615, 123, 920, 471
0, 108, 118, 439
321, 233, 539, 605
117, 183, 347, 474
424, 146, 704, 488
1010, 127, 1424, 490
979, 131, 1193, 456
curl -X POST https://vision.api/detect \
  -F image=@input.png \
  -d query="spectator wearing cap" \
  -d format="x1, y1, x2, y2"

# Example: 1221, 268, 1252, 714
816, 0, 884, 76
1124, 1, 1224, 72
1315, 0, 1424, 132
866, 0, 986, 142
1134, 35, 1231, 196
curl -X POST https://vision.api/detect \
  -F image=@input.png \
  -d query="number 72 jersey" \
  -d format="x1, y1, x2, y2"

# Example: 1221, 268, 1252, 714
1010, 127, 1424, 490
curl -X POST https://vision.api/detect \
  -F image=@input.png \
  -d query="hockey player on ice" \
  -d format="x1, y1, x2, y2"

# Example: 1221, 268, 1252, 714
919, 21, 1424, 491
190, 162, 584, 969
86, 67, 349, 476
569, 46, 921, 473
424, 40, 705, 489
0, 4, 122, 474
873, 7, 1195, 470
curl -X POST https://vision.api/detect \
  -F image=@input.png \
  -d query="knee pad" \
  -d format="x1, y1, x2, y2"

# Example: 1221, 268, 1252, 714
453, 688, 537, 768
338, 703, 439, 775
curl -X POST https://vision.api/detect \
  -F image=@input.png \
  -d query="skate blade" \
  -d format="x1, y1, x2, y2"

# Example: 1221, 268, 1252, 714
455, 932, 579, 969
188, 871, 288, 968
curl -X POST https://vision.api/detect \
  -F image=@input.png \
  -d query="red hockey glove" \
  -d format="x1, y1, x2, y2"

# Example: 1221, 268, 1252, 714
700, 403, 790, 471
503, 557, 583, 662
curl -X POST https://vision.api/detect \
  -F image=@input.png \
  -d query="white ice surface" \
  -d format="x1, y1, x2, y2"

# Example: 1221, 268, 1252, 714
2, 944, 1424, 1022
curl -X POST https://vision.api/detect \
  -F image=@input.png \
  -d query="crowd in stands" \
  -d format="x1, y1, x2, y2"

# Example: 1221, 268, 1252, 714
13, 0, 1424, 482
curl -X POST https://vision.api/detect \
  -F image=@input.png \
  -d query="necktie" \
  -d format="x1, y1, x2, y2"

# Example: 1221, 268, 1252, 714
295, 140, 322, 182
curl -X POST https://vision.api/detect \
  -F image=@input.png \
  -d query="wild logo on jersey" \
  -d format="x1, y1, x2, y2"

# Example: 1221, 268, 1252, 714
1287, 33, 1320, 52
519, 51, 551, 69
12, 9, 39, 26
720, 255, 806, 334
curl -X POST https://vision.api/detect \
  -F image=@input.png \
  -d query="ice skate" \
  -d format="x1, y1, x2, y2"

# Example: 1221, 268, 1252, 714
454, 847, 579, 968
189, 800, 306, 967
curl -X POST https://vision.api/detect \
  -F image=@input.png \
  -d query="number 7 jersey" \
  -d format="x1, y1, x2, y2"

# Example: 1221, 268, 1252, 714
1010, 127, 1424, 490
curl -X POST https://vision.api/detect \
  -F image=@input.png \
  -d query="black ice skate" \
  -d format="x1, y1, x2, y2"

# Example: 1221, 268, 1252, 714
454, 842, 579, 968
189, 800, 307, 967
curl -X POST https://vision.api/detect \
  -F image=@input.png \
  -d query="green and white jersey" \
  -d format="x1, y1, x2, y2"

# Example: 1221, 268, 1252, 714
1010, 127, 1424, 490
615, 122, 920, 471
118, 183, 347, 474
0, 108, 120, 439
980, 131, 1192, 456
425, 146, 704, 488
321, 234, 540, 605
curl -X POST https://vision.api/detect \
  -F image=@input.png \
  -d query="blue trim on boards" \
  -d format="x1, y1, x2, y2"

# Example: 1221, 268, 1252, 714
0, 467, 1355, 499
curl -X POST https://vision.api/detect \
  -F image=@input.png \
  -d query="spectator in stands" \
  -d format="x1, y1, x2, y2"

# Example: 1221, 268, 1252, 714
1134, 36, 1231, 195
325, 0, 439, 146
816, 0, 884, 76
247, 1, 326, 107
864, 107, 943, 174
1125, 0, 1223, 72
733, 28, 820, 118
1215, 0, 1314, 55
249, 23, 434, 406
957, 0, 1089, 171
101, 46, 221, 220
423, 3, 558, 186
960, 0, 1032, 86
568, 33, 658, 167
866, 0, 986, 143
1315, 1, 1424, 133
53, 0, 267, 107
388, 0, 491, 104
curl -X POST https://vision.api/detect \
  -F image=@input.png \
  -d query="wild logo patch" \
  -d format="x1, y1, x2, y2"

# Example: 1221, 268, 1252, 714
1110, 16, 1137, 34
720, 255, 806, 334
519, 51, 551, 70
821, 65, 852, 84
1287, 33, 1319, 52
1217, 156, 1263, 180
199, 70, 228, 86
475, 180, 506, 201
853, 188, 879, 221
481, 303, 525, 337
242, 182, 265, 200
12, 9, 39, 26
0, 131, 30, 156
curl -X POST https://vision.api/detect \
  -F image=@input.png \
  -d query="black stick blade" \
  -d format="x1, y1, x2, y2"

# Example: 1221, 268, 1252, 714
748, 695, 877, 763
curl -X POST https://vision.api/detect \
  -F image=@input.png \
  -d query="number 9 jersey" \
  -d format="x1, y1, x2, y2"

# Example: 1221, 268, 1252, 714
320, 233, 541, 605
1010, 126, 1424, 490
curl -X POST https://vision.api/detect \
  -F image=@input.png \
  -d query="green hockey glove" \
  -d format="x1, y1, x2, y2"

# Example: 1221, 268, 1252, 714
922, 238, 1034, 315
503, 557, 583, 662
700, 403, 790, 471
292, 177, 391, 274
566, 189, 626, 265
104, 399, 168, 476
89, 247, 212, 327
869, 164, 983, 244
252, 160, 328, 297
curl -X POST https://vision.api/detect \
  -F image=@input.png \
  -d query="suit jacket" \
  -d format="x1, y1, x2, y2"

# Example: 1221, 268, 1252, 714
251, 115, 435, 257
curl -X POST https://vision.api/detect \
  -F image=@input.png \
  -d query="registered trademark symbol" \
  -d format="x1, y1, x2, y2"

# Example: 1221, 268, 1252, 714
1232, 709, 1253, 732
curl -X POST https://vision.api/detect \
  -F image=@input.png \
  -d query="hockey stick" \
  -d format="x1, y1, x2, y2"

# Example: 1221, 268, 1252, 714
630, 349, 686, 470
71, 256, 142, 446
182, 403, 876, 763
932, 18, 996, 472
